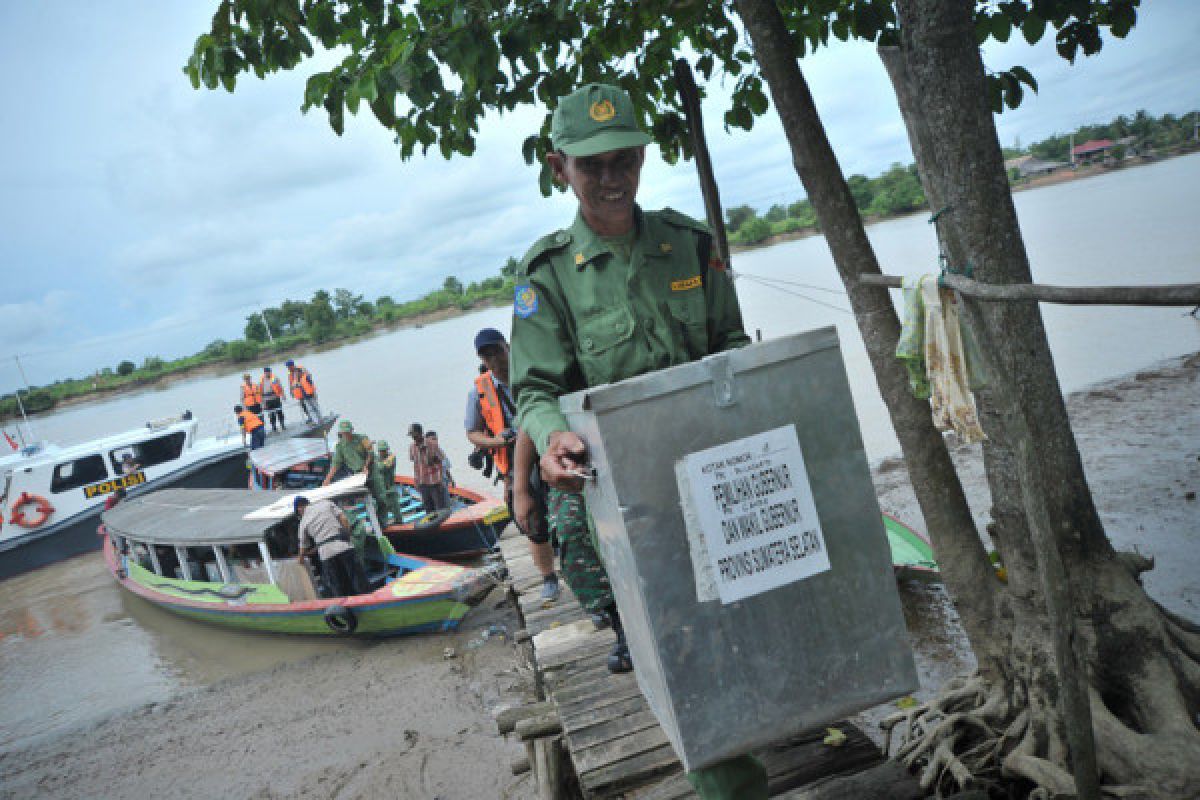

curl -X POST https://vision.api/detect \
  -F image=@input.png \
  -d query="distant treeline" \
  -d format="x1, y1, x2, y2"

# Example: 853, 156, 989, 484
1026, 108, 1198, 162
1, 263, 518, 424
727, 107, 1199, 246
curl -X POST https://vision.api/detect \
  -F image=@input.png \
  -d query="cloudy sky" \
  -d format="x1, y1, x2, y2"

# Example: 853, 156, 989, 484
3, 1, 1197, 392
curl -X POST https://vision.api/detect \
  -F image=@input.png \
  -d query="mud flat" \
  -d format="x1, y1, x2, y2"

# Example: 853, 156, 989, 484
0, 587, 534, 800
858, 350, 1200, 741
2, 353, 1196, 798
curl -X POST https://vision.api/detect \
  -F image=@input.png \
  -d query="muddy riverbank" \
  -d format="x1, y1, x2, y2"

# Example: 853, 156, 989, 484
1, 352, 1196, 799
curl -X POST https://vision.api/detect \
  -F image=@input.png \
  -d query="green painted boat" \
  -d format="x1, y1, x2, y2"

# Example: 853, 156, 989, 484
100, 476, 495, 637
882, 512, 940, 582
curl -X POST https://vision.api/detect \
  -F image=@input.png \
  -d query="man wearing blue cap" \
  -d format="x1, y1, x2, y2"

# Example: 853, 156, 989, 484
466, 328, 559, 605
509, 83, 762, 800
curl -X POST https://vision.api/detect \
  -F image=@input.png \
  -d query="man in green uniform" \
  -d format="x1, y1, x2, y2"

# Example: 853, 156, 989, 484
323, 420, 390, 521
509, 83, 765, 800
373, 440, 402, 522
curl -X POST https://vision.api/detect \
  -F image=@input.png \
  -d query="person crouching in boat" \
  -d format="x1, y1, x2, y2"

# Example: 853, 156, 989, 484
235, 404, 267, 450
294, 496, 368, 598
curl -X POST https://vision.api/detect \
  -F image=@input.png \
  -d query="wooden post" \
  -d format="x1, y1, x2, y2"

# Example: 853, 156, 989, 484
176, 546, 193, 581
213, 545, 233, 584
532, 735, 564, 800
674, 58, 732, 268
258, 541, 277, 584
147, 544, 163, 576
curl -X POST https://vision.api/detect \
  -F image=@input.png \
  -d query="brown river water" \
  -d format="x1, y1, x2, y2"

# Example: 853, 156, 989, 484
3, 153, 1199, 755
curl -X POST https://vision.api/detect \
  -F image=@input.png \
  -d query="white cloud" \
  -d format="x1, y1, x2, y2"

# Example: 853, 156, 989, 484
2, 0, 1198, 392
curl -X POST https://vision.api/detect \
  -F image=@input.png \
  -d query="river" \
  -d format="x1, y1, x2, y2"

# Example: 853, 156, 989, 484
3, 152, 1198, 754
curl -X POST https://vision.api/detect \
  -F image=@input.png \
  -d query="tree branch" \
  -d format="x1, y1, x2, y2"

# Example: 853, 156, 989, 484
856, 274, 1200, 306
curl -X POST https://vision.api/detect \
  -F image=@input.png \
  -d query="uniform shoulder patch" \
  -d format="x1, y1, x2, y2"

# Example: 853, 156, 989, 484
518, 230, 572, 276
514, 284, 539, 318
654, 207, 711, 235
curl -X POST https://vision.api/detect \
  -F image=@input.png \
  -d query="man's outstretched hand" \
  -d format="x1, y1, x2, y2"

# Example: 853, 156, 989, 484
541, 430, 588, 492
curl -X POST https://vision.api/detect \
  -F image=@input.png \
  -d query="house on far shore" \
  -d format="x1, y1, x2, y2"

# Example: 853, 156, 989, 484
1071, 138, 1115, 164
1004, 154, 1069, 179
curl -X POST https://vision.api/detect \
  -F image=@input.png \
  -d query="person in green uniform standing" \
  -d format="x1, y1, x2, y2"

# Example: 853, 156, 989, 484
373, 440, 402, 522
323, 420, 390, 522
509, 83, 766, 800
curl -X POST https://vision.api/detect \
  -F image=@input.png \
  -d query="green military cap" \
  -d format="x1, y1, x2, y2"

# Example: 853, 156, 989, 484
551, 83, 653, 158
338, 420, 353, 433
377, 440, 390, 452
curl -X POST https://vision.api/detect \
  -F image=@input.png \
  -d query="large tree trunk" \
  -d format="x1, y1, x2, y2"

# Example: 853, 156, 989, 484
874, 2, 1200, 797
730, 0, 1001, 670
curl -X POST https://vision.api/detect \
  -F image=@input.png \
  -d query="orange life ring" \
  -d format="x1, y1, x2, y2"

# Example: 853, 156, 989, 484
10, 492, 55, 528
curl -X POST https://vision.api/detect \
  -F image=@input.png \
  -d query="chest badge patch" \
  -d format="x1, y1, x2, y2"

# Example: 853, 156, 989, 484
671, 275, 703, 292
514, 285, 539, 318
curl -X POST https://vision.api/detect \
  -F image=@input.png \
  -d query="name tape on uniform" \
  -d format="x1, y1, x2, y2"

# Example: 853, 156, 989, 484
676, 425, 830, 604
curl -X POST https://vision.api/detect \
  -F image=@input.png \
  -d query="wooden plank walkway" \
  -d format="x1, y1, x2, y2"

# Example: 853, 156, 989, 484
493, 530, 921, 799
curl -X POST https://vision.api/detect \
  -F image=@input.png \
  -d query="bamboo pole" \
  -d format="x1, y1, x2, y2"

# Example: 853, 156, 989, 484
858, 272, 1200, 306
673, 58, 731, 268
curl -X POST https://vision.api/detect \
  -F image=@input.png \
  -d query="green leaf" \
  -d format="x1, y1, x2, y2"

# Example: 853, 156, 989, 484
746, 88, 768, 116
1110, 3, 1137, 38
1004, 78, 1023, 110
357, 71, 378, 104
538, 161, 555, 197
1021, 13, 1046, 45
974, 14, 991, 45
991, 14, 1011, 43
1009, 65, 1038, 93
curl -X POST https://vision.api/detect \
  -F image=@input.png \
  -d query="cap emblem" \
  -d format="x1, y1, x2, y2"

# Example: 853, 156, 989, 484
589, 100, 616, 122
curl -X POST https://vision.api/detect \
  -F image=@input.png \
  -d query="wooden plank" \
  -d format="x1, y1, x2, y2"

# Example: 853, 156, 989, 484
559, 695, 649, 735
581, 742, 680, 798
567, 708, 662, 752
538, 637, 613, 670
574, 725, 671, 777
628, 771, 692, 800
774, 760, 922, 800
552, 672, 639, 707
761, 729, 880, 796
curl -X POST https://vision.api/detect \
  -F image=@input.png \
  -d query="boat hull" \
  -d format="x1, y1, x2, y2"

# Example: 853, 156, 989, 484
383, 477, 508, 560
384, 520, 503, 560
883, 512, 940, 582
0, 416, 335, 581
103, 536, 481, 638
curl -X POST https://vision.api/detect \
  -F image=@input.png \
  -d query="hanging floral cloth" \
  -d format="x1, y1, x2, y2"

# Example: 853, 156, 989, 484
896, 274, 988, 444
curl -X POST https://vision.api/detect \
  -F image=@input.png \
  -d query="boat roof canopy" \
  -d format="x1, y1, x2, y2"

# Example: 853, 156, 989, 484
249, 437, 331, 475
102, 474, 368, 546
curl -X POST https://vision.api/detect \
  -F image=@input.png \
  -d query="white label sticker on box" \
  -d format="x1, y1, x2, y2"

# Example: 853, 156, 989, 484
678, 424, 830, 604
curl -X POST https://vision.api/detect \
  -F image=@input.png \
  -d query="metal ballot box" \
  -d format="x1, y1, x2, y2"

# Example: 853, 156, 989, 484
560, 326, 917, 771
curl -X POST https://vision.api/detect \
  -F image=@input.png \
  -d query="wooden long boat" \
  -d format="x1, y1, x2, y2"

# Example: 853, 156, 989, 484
247, 440, 510, 560
100, 476, 494, 637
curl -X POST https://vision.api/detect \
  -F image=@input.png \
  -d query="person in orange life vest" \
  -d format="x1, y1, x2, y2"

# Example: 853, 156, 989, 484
466, 327, 560, 605
240, 374, 263, 416
284, 359, 320, 424
259, 366, 286, 432
235, 404, 266, 450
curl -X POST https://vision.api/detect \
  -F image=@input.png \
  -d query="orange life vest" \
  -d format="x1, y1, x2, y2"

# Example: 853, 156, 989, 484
260, 374, 284, 399
475, 371, 512, 477
289, 366, 316, 399
241, 381, 262, 406
238, 409, 264, 432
